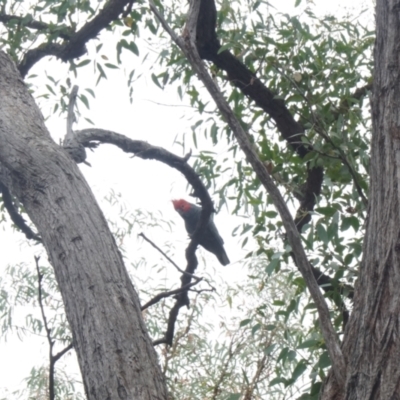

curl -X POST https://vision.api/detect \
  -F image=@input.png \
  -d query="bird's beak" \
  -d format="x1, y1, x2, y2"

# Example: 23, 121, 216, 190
171, 199, 178, 209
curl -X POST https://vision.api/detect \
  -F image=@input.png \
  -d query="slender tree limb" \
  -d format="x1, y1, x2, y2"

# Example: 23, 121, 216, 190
152, 302, 181, 346
150, 0, 346, 385
35, 257, 52, 342
53, 343, 74, 363
0, 181, 41, 242
141, 282, 200, 311
18, 0, 135, 77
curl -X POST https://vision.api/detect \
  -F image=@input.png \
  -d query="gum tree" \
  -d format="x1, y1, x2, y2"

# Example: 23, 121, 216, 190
1, 0, 396, 399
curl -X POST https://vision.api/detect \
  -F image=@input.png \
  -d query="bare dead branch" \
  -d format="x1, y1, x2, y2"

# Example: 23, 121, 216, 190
141, 281, 200, 311
150, 0, 346, 385
152, 301, 181, 346
0, 181, 41, 242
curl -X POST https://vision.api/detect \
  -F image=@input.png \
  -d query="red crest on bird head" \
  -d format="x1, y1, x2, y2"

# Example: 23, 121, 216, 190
172, 199, 192, 212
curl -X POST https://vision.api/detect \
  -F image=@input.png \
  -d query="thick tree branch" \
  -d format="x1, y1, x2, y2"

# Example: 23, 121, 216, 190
150, 0, 346, 385
18, 0, 134, 77
76, 128, 211, 204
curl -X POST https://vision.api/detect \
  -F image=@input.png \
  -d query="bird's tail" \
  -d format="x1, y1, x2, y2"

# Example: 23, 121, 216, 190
218, 248, 230, 266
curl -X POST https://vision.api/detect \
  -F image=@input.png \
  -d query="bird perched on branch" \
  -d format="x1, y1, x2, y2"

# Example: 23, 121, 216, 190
172, 199, 230, 266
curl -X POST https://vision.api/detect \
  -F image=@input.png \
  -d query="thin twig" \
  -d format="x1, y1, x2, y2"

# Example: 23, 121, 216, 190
34, 257, 73, 400
139, 232, 201, 280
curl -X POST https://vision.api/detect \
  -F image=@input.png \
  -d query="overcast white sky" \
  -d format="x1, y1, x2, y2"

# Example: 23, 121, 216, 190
0, 0, 373, 397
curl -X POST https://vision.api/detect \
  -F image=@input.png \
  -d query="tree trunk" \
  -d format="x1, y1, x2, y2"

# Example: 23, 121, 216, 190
321, 1, 400, 398
0, 52, 167, 399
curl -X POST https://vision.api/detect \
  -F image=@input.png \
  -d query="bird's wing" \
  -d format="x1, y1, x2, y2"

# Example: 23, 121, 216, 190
208, 214, 225, 245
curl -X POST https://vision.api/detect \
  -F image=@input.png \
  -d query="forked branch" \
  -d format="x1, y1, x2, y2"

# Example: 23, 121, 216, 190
73, 128, 215, 345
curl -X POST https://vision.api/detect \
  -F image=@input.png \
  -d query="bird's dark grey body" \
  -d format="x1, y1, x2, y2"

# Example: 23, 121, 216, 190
173, 200, 230, 266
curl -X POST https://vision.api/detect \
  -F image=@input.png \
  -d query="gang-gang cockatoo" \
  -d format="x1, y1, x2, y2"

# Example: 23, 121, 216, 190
172, 199, 230, 266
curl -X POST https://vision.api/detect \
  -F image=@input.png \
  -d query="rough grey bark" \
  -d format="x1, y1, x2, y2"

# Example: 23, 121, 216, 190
0, 51, 168, 400
321, 1, 400, 398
